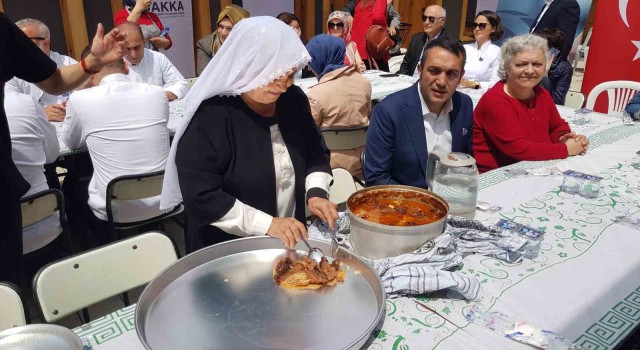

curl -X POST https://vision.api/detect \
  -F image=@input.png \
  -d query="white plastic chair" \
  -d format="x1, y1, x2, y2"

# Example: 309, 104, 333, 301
330, 168, 358, 206
564, 91, 585, 109
585, 81, 640, 116
0, 282, 27, 331
388, 55, 404, 74
321, 126, 368, 151
33, 231, 178, 322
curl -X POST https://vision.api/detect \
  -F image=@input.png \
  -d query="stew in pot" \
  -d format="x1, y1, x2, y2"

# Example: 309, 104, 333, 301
349, 189, 447, 226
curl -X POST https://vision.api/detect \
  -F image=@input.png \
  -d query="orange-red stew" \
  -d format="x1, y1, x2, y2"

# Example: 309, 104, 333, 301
349, 190, 447, 226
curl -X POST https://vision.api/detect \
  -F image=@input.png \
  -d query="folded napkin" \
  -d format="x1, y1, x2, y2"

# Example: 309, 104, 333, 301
446, 216, 533, 263
371, 234, 481, 299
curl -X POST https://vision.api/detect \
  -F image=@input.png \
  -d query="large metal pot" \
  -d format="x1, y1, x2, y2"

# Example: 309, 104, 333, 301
347, 185, 449, 260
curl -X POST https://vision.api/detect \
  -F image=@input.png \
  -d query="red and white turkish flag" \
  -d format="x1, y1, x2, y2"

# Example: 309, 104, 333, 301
581, 0, 640, 113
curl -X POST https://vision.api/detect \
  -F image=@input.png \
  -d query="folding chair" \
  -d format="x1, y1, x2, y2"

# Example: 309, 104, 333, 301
321, 125, 368, 152
33, 231, 178, 323
564, 91, 585, 109
106, 170, 184, 242
21, 188, 72, 256
585, 80, 640, 116
0, 282, 28, 331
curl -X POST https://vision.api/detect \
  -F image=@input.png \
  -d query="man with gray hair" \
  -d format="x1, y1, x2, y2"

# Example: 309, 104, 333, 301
5, 18, 78, 122
399, 5, 450, 76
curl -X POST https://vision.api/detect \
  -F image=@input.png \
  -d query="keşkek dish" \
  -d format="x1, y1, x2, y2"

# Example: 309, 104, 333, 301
350, 189, 447, 226
273, 256, 346, 290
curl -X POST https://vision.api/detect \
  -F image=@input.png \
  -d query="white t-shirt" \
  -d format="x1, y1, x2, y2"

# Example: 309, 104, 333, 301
63, 74, 171, 222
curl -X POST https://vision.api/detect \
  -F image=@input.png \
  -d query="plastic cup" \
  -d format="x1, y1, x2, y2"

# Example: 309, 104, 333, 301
561, 174, 582, 194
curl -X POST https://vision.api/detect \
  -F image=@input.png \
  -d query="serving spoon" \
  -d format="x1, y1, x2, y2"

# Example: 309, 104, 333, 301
300, 237, 325, 262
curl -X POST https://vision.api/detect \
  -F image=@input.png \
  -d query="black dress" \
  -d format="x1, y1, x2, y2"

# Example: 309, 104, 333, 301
176, 86, 331, 252
0, 13, 57, 283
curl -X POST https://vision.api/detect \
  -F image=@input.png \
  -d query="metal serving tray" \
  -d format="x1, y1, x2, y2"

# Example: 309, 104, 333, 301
136, 236, 385, 350
0, 324, 83, 350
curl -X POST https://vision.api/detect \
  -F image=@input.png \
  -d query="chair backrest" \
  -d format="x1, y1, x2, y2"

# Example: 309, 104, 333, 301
21, 189, 64, 228
397, 23, 412, 46
107, 170, 164, 202
33, 232, 178, 322
585, 80, 640, 115
564, 91, 585, 109
330, 168, 357, 205
0, 282, 27, 331
321, 126, 368, 151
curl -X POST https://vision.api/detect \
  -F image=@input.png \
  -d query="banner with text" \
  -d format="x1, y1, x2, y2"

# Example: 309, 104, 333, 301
153, 0, 194, 78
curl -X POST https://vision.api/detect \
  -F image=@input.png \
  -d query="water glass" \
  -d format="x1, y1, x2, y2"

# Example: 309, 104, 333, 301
573, 109, 591, 125
579, 178, 601, 198
561, 174, 582, 194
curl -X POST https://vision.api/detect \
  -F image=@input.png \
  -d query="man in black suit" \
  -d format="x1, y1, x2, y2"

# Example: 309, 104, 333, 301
530, 0, 580, 60
399, 5, 448, 76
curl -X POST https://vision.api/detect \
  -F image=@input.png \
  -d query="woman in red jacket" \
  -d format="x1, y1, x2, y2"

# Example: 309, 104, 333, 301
473, 34, 588, 173
345, 0, 388, 71
114, 0, 172, 51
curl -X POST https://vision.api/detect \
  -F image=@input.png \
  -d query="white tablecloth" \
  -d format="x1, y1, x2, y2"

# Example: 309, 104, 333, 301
295, 70, 418, 101
72, 106, 640, 349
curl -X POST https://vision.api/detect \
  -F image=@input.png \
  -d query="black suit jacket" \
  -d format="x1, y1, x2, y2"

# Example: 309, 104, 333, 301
398, 27, 449, 76
530, 0, 580, 60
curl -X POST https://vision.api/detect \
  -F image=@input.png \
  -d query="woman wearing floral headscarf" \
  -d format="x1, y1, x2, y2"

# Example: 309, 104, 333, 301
327, 11, 365, 73
195, 5, 250, 76
162, 17, 337, 252
306, 34, 371, 176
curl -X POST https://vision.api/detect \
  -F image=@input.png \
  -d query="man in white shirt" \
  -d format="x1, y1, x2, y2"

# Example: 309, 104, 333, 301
364, 38, 474, 188
117, 22, 188, 101
5, 91, 62, 254
5, 18, 78, 122
63, 57, 171, 230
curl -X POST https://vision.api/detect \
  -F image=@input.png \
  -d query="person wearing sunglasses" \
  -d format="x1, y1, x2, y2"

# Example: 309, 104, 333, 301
196, 5, 250, 76
344, 0, 389, 71
459, 10, 503, 90
326, 11, 365, 73
399, 5, 448, 76
6, 18, 77, 124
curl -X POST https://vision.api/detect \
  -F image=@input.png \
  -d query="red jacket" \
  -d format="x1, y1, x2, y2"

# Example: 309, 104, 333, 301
350, 0, 387, 60
473, 82, 571, 173
114, 9, 172, 49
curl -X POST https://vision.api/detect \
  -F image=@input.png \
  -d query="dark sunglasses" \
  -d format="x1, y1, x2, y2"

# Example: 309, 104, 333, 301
473, 22, 490, 30
421, 15, 444, 23
328, 22, 344, 29
28, 36, 47, 41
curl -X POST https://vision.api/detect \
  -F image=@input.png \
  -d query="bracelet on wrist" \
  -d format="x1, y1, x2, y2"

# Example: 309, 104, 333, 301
81, 57, 101, 75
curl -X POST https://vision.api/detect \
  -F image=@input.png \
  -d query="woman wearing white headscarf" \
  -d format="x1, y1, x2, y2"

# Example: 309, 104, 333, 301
161, 17, 337, 252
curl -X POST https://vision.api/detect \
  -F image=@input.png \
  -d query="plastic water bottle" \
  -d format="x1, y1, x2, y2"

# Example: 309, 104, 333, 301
160, 26, 170, 38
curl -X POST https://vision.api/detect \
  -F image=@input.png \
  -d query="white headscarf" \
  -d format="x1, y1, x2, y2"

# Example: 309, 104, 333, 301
160, 16, 311, 210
